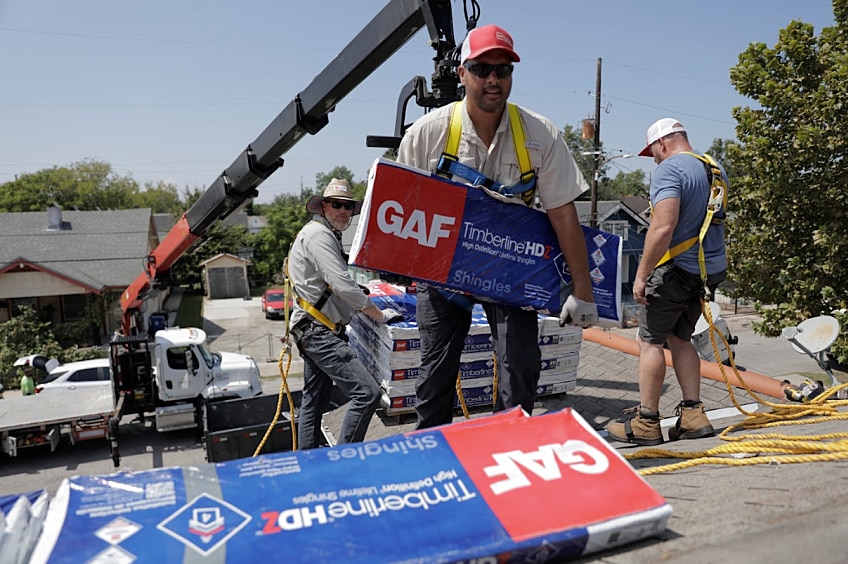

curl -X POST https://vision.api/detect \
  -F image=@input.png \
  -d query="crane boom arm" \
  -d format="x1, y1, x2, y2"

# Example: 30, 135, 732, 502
120, 0, 459, 334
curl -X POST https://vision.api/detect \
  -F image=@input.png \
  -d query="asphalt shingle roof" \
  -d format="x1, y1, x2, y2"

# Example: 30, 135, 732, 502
0, 208, 153, 290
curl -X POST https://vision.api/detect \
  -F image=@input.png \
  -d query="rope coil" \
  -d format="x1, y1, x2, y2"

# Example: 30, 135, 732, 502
629, 299, 848, 475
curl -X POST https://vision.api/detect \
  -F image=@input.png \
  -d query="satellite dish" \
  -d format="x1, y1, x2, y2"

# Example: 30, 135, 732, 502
692, 302, 736, 364
693, 301, 721, 335
789, 315, 840, 354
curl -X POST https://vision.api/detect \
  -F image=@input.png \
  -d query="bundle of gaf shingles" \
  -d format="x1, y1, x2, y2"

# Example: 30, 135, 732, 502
30, 408, 672, 563
349, 283, 582, 415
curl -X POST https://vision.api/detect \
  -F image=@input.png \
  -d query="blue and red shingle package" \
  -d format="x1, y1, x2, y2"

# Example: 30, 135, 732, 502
31, 408, 671, 563
350, 158, 622, 324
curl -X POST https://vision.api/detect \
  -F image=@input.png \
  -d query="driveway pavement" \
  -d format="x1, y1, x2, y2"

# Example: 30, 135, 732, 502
201, 294, 848, 563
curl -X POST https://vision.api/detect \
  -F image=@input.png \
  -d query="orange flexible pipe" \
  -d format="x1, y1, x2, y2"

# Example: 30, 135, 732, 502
583, 328, 786, 400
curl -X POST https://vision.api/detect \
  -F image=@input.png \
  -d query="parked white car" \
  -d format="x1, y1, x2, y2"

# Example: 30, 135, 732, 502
33, 358, 112, 394
15, 355, 112, 394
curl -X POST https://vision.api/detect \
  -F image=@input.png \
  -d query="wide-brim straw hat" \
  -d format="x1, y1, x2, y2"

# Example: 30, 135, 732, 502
306, 178, 363, 215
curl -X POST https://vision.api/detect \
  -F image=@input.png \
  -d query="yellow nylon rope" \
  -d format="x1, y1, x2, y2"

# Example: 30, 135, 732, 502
253, 260, 299, 456
627, 299, 848, 475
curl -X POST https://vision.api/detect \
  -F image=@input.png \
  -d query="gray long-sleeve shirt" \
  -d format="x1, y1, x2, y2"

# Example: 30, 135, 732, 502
288, 216, 371, 327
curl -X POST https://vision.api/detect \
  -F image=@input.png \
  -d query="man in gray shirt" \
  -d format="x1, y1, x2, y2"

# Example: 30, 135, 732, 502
288, 178, 402, 449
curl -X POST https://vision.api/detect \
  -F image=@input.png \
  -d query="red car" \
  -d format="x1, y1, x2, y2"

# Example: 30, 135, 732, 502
261, 288, 292, 320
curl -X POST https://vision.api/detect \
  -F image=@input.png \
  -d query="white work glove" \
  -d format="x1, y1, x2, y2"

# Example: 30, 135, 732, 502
559, 295, 598, 328
380, 308, 405, 324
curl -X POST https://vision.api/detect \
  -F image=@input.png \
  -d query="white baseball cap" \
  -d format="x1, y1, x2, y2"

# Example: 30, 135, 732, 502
638, 118, 687, 157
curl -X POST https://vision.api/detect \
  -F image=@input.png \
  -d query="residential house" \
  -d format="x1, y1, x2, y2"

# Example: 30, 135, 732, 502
575, 198, 651, 324
0, 205, 164, 343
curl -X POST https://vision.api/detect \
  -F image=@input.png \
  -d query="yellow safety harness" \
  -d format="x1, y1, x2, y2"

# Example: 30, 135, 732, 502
438, 101, 537, 207
442, 101, 532, 416
253, 225, 347, 455
654, 152, 728, 287
295, 293, 339, 334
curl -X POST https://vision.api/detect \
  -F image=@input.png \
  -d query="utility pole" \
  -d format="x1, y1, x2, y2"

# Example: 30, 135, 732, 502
590, 57, 602, 229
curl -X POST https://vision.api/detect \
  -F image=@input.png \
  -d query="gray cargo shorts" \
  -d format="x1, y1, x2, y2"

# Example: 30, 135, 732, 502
638, 262, 725, 344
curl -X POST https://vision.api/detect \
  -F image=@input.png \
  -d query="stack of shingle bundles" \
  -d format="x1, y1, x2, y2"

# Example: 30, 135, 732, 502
348, 284, 492, 415
348, 283, 582, 415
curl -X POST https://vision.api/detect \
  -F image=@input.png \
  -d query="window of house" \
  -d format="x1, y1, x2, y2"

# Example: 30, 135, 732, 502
63, 294, 88, 320
10, 297, 36, 316
600, 220, 629, 241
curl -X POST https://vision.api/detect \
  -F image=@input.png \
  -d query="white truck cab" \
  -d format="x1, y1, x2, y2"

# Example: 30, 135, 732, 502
153, 327, 261, 401
149, 327, 262, 431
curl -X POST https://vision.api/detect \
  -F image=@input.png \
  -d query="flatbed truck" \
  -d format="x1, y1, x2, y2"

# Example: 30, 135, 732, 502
0, 388, 115, 458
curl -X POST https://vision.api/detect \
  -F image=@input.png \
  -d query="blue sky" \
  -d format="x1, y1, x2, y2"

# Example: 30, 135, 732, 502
0, 1, 837, 204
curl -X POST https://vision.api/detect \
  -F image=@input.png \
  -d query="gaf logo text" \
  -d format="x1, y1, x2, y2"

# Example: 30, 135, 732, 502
377, 200, 455, 248
483, 440, 609, 495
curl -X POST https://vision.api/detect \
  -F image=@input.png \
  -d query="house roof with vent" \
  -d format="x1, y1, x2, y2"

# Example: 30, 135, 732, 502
0, 208, 155, 291
573, 199, 651, 227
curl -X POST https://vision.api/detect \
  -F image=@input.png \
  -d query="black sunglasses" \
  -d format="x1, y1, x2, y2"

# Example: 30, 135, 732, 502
326, 199, 355, 211
464, 62, 514, 79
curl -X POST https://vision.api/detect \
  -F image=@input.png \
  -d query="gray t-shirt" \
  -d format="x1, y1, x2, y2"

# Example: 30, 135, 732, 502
651, 153, 727, 275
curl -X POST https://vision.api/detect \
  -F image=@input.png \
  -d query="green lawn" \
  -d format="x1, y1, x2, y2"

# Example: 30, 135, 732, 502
174, 289, 204, 328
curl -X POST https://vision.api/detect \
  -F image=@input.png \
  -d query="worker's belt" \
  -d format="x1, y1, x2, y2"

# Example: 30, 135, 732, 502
436, 156, 537, 207
289, 315, 347, 343
288, 317, 312, 343
665, 262, 703, 293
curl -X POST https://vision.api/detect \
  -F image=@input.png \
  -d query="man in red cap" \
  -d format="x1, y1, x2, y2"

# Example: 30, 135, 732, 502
396, 25, 597, 429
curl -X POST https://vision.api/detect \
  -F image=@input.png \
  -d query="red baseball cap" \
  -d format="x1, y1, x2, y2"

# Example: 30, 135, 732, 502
460, 25, 520, 64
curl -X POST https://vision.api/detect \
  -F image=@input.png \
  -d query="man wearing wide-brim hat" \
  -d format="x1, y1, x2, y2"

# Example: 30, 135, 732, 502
288, 178, 403, 449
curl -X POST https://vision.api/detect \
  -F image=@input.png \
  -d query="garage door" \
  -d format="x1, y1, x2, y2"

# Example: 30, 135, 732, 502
208, 267, 247, 299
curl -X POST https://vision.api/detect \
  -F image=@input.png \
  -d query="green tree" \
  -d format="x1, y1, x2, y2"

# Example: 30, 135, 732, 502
180, 186, 205, 212
705, 138, 743, 182
729, 0, 848, 361
601, 169, 648, 200
0, 307, 63, 390
562, 124, 595, 187
135, 180, 184, 215
561, 124, 647, 201
250, 190, 313, 285
0, 159, 141, 212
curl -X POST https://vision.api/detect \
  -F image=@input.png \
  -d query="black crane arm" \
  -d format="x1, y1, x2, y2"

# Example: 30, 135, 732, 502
185, 0, 459, 235
121, 0, 465, 333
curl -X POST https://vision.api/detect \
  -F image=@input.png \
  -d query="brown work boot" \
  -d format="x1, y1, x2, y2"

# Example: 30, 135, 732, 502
607, 408, 664, 446
668, 400, 715, 441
